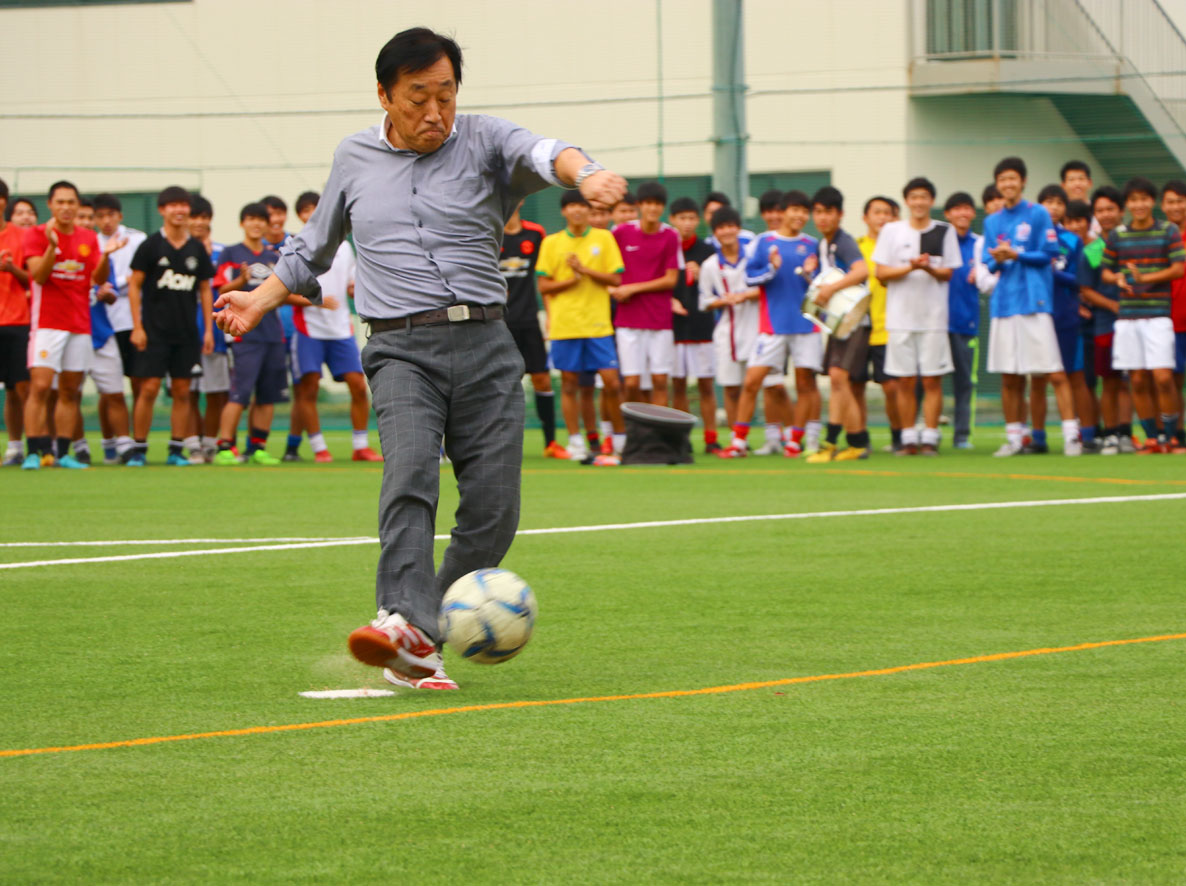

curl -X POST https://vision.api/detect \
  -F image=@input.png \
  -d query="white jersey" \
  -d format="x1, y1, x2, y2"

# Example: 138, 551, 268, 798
294, 240, 355, 340
98, 224, 147, 332
700, 252, 761, 359
872, 219, 962, 332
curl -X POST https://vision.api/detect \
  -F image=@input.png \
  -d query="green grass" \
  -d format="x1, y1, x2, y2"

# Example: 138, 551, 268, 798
2, 428, 1186, 884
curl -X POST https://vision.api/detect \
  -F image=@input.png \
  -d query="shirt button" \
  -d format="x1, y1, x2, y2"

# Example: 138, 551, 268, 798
418, 220, 423, 227
412, 187, 417, 195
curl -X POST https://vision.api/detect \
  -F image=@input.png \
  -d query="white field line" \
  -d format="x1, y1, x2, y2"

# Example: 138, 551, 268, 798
3, 492, 1186, 572
0, 537, 371, 548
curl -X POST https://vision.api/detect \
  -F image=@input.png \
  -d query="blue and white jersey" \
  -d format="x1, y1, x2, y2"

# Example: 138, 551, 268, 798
707, 228, 756, 258
745, 231, 817, 335
1051, 226, 1084, 331
983, 200, 1059, 318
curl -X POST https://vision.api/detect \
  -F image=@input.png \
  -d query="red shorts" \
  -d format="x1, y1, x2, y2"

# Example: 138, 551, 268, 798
1093, 333, 1120, 379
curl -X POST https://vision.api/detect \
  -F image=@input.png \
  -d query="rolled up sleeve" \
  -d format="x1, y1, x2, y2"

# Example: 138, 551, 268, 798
274, 147, 351, 302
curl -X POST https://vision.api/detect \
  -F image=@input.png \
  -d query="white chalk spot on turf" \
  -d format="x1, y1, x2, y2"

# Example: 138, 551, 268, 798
299, 688, 396, 699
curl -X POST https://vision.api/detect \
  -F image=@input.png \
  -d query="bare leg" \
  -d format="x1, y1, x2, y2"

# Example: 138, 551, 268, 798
1030, 375, 1047, 434
132, 377, 161, 440
560, 371, 580, 437
1000, 374, 1026, 424
23, 369, 54, 438
598, 369, 624, 433
346, 371, 371, 432
650, 374, 669, 407
723, 385, 740, 426
671, 376, 689, 414
697, 377, 717, 435
169, 377, 192, 440
793, 368, 817, 428
5, 380, 27, 442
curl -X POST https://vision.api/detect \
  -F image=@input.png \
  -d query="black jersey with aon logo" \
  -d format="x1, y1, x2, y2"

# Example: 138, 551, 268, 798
130, 232, 214, 343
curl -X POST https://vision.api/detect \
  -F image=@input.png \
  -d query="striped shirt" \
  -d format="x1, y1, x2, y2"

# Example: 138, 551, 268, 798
1100, 221, 1186, 318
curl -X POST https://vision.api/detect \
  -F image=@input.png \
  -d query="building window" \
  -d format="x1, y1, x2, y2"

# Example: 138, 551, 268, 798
925, 0, 1018, 56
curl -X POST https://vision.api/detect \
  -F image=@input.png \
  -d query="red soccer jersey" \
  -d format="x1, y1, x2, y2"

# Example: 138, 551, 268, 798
1173, 228, 1186, 332
23, 223, 99, 335
0, 224, 28, 327
612, 221, 682, 330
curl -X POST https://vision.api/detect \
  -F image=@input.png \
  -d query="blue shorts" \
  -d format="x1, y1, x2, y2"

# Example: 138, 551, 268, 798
292, 332, 363, 382
229, 340, 289, 406
1056, 325, 1083, 374
1176, 331, 1186, 375
550, 335, 618, 373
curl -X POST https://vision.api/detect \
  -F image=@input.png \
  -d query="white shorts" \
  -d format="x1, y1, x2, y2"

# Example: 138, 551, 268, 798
1112, 317, 1175, 370
616, 327, 674, 377
987, 313, 1063, 375
712, 324, 784, 387
29, 328, 92, 374
90, 337, 125, 394
195, 351, 230, 393
885, 330, 953, 377
672, 342, 715, 380
750, 332, 823, 373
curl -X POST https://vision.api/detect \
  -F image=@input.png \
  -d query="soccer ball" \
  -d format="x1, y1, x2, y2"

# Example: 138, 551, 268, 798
438, 568, 537, 664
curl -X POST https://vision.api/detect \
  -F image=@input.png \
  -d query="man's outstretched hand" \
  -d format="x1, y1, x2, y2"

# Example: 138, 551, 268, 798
214, 288, 267, 337
580, 170, 628, 210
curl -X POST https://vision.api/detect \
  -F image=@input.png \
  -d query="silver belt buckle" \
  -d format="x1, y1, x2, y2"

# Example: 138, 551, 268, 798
446, 304, 471, 322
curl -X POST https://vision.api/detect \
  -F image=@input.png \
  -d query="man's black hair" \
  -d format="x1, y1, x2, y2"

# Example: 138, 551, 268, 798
157, 186, 191, 208
902, 177, 936, 199
780, 190, 811, 211
5, 198, 35, 222
863, 195, 895, 215
1060, 160, 1091, 182
617, 192, 637, 207
1162, 180, 1186, 200
993, 156, 1027, 181
1123, 176, 1158, 203
79, 197, 94, 209
295, 191, 320, 215
1037, 184, 1068, 205
981, 183, 1002, 206
559, 190, 590, 208
0, 178, 8, 201
260, 194, 287, 213
240, 201, 270, 222
709, 206, 742, 230
943, 191, 975, 212
93, 193, 122, 213
636, 181, 668, 206
758, 189, 783, 213
1091, 185, 1123, 210
811, 186, 843, 212
703, 191, 731, 209
47, 180, 79, 200
1065, 200, 1093, 222
189, 195, 213, 218
376, 27, 463, 97
669, 196, 699, 216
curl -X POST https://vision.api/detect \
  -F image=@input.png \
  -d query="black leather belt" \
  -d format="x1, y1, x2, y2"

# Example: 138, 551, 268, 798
366, 304, 503, 333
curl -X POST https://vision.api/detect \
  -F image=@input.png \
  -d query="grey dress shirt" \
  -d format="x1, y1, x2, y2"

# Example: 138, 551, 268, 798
273, 114, 573, 319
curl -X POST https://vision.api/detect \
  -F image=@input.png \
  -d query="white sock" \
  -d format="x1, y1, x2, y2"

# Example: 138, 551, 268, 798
781, 426, 792, 443
101, 436, 115, 451
600, 420, 613, 438
115, 435, 134, 455
921, 427, 940, 446
183, 435, 200, 452
1006, 422, 1024, 447
613, 433, 626, 454
902, 426, 920, 446
1061, 418, 1081, 442
765, 423, 780, 445
6, 439, 22, 455
309, 432, 328, 454
352, 429, 369, 451
201, 435, 217, 451
805, 420, 822, 449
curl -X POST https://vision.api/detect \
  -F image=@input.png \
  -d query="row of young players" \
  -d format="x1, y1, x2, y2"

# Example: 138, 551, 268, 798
499, 159, 1186, 462
0, 181, 382, 468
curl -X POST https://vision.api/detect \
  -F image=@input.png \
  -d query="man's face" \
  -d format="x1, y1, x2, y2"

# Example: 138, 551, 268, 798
560, 201, 590, 228
1162, 191, 1186, 226
1126, 191, 1155, 223
984, 196, 1005, 215
588, 206, 610, 229
703, 201, 724, 224
1041, 197, 1066, 225
812, 204, 841, 236
95, 208, 122, 237
1093, 198, 1121, 232
784, 204, 810, 233
189, 214, 212, 241
760, 205, 784, 231
160, 200, 191, 229
377, 55, 456, 154
266, 207, 286, 240
48, 187, 79, 226
638, 199, 664, 226
76, 206, 95, 229
1062, 170, 1092, 202
1065, 216, 1089, 241
713, 222, 740, 250
611, 202, 637, 225
242, 215, 268, 240
944, 203, 975, 235
10, 202, 36, 228
995, 170, 1024, 204
863, 200, 893, 236
904, 188, 934, 221
298, 205, 316, 225
670, 210, 699, 241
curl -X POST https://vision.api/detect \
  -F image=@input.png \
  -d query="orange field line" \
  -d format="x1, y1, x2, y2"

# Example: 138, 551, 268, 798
3, 632, 1182, 760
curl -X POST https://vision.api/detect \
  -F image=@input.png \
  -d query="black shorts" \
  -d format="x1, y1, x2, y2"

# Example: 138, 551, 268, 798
0, 325, 30, 387
114, 329, 137, 378
824, 327, 871, 383
133, 339, 201, 381
229, 340, 289, 406
508, 324, 548, 375
866, 343, 891, 385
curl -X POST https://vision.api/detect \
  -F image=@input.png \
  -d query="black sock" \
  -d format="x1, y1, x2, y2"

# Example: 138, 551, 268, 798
891, 428, 902, 447
535, 390, 556, 446
847, 429, 869, 448
55, 437, 71, 458
168, 439, 184, 457
1120, 422, 1133, 437
217, 438, 235, 452
247, 427, 268, 455
826, 422, 842, 445
1176, 427, 1186, 445
29, 435, 52, 456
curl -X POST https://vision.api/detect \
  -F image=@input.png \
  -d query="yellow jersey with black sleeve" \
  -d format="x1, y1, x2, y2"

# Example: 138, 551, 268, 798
536, 227, 624, 340
858, 233, 888, 346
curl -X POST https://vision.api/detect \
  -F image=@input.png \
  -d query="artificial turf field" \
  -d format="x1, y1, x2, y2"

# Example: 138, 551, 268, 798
3, 427, 1186, 884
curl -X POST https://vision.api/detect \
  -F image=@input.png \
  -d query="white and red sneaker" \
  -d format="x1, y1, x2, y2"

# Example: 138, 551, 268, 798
383, 665, 459, 691
717, 443, 747, 459
783, 440, 802, 458
347, 610, 440, 681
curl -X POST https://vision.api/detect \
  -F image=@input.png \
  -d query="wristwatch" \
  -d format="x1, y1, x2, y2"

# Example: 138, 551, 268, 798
574, 162, 605, 188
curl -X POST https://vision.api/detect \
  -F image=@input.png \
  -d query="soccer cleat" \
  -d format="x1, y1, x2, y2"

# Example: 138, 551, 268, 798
717, 444, 747, 459
3, 452, 22, 467
1099, 435, 1120, 455
57, 454, 90, 470
1137, 437, 1164, 455
805, 443, 836, 464
783, 440, 802, 458
920, 443, 939, 457
72, 450, 92, 465
992, 442, 1022, 457
1064, 439, 1083, 457
895, 444, 920, 456
21, 453, 40, 471
1117, 436, 1136, 454
247, 449, 281, 466
834, 446, 870, 461
565, 438, 588, 462
592, 453, 621, 466
599, 437, 614, 456
1169, 440, 1186, 454
383, 665, 459, 691
352, 447, 383, 462
40, 453, 56, 467
705, 441, 722, 454
314, 450, 334, 463
752, 439, 782, 456
212, 449, 239, 466
282, 451, 302, 462
124, 453, 147, 467
953, 440, 974, 450
166, 453, 190, 466
348, 609, 440, 681
187, 450, 209, 465
1021, 441, 1049, 454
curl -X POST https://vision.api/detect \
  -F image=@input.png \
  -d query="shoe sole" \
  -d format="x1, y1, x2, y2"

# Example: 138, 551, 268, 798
382, 668, 459, 690
347, 625, 437, 680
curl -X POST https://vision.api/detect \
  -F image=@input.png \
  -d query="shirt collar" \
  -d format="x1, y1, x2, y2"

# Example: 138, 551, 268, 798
378, 114, 459, 154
